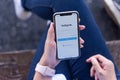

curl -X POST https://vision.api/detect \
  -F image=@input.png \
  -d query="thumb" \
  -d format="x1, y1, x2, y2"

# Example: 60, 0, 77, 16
47, 23, 55, 40
91, 58, 103, 74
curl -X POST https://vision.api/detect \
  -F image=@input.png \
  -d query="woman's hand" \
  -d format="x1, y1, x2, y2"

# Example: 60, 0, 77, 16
39, 22, 85, 69
39, 23, 59, 69
86, 54, 117, 80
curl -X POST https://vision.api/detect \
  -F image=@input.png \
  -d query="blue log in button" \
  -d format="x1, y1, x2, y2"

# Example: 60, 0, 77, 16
58, 37, 77, 42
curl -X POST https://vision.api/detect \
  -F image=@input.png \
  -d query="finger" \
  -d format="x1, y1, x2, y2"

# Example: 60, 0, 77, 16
86, 56, 96, 63
86, 54, 103, 63
47, 23, 55, 40
80, 37, 84, 44
86, 57, 92, 63
80, 44, 84, 48
91, 58, 103, 73
86, 55, 99, 63
87, 54, 110, 64
79, 37, 84, 48
78, 18, 80, 23
79, 25, 85, 30
94, 54, 110, 64
95, 73, 98, 80
78, 18, 85, 30
90, 66, 95, 77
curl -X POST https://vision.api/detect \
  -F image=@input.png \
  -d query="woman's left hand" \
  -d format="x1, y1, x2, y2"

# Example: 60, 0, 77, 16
39, 22, 85, 69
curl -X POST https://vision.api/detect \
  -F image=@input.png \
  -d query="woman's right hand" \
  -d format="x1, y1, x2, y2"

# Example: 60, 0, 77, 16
86, 54, 117, 80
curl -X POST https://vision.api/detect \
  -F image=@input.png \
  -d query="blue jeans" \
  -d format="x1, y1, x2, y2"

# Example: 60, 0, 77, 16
22, 0, 119, 80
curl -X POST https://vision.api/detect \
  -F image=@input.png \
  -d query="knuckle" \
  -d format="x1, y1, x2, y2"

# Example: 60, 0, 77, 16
46, 39, 55, 47
49, 41, 55, 47
107, 60, 114, 66
47, 41, 52, 45
97, 54, 102, 57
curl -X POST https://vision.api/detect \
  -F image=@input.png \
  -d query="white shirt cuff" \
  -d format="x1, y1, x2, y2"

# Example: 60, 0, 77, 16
52, 74, 67, 80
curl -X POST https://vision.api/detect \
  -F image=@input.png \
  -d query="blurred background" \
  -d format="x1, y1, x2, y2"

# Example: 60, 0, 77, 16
0, 0, 120, 52
0, 0, 120, 80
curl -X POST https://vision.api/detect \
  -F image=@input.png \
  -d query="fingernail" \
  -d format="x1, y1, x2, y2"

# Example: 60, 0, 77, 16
91, 58, 96, 64
80, 45, 84, 48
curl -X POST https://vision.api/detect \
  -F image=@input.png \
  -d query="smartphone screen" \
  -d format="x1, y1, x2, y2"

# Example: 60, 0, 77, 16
53, 11, 80, 60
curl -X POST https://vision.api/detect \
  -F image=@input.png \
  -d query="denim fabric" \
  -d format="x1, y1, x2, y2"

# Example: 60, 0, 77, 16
22, 0, 120, 80
117, 73, 120, 80
22, 0, 54, 20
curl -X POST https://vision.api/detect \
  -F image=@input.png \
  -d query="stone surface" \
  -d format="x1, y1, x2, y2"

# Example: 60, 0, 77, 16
0, 50, 35, 80
106, 40, 120, 71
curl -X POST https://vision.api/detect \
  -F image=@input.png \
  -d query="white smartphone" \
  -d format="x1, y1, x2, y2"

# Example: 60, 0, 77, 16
53, 11, 80, 60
